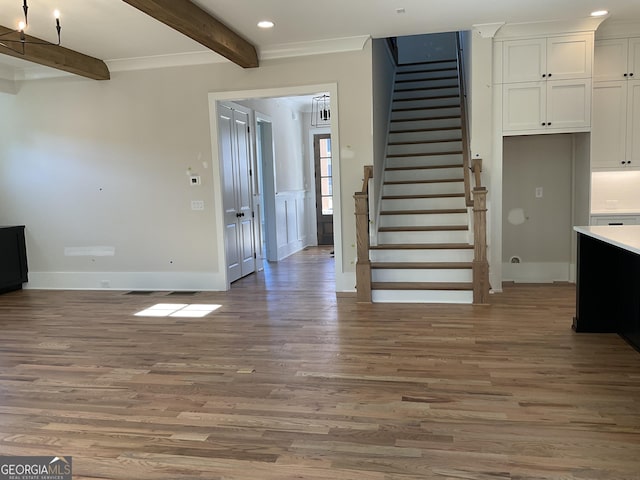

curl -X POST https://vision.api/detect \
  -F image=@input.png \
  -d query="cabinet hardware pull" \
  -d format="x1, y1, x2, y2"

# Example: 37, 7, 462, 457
624, 73, 628, 77
541, 122, 546, 126
542, 74, 546, 78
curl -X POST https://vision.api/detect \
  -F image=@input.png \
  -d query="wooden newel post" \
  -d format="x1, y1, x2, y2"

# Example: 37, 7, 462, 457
472, 187, 490, 305
354, 192, 372, 303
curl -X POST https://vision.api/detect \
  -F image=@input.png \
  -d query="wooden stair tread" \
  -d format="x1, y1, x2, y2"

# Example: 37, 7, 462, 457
395, 85, 459, 92
388, 139, 461, 146
387, 151, 463, 158
380, 208, 467, 215
391, 115, 460, 123
398, 58, 457, 65
384, 178, 464, 185
393, 94, 459, 102
386, 164, 463, 171
390, 126, 461, 134
396, 75, 458, 83
378, 225, 468, 232
372, 282, 473, 291
371, 243, 473, 250
392, 105, 459, 112
382, 193, 465, 200
396, 67, 457, 76
372, 262, 473, 269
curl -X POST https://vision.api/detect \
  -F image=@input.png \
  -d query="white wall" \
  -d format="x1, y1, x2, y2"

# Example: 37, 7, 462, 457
371, 39, 396, 240
397, 32, 458, 64
0, 45, 374, 292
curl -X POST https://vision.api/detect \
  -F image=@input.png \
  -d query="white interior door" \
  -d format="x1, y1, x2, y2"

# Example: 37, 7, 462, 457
218, 102, 256, 283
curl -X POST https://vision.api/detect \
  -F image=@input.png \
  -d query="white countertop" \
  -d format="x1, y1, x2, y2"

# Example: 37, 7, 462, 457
574, 225, 640, 256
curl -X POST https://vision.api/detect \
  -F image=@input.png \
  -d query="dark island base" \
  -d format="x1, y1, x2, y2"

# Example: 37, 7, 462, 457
573, 232, 640, 351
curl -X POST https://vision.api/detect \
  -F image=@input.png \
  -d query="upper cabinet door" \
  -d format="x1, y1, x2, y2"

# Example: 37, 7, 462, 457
546, 34, 593, 81
503, 38, 546, 83
594, 39, 629, 81
629, 38, 640, 79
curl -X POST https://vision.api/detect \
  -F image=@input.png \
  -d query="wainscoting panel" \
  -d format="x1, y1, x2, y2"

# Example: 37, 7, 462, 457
276, 190, 310, 260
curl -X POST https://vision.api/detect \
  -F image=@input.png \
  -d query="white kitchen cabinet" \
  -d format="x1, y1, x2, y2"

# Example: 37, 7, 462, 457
503, 79, 591, 134
590, 215, 640, 226
591, 80, 640, 169
594, 37, 640, 82
503, 34, 593, 83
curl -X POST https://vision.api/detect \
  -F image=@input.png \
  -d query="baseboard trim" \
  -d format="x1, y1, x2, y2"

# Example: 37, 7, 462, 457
25, 271, 227, 291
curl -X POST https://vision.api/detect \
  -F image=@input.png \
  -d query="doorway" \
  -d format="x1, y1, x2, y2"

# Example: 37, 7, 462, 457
314, 133, 334, 246
208, 84, 342, 291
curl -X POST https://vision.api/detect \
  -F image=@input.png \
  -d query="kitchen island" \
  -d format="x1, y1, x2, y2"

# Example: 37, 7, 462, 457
573, 225, 640, 351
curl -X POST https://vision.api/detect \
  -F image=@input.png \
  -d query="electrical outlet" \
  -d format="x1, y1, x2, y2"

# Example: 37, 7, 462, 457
191, 200, 205, 211
535, 187, 543, 198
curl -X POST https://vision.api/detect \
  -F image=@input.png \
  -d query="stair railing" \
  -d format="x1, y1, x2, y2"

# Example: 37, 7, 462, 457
457, 33, 490, 304
354, 165, 373, 303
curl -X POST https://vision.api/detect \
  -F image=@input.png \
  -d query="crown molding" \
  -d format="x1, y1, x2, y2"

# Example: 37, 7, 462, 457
260, 36, 370, 61
494, 17, 607, 39
595, 19, 640, 39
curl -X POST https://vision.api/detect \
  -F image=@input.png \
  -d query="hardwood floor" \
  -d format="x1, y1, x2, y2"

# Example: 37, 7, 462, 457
0, 247, 639, 479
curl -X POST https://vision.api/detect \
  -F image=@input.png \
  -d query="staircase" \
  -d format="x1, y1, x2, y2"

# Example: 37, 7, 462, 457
370, 59, 474, 303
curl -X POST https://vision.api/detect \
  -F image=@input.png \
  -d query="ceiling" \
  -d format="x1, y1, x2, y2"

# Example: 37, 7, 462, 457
1, 0, 640, 77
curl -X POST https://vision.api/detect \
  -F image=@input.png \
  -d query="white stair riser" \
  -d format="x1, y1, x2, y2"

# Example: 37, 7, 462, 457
389, 130, 461, 144
396, 70, 457, 81
391, 118, 461, 131
372, 290, 473, 304
397, 62, 457, 73
370, 249, 474, 263
378, 230, 471, 244
386, 154, 463, 169
381, 196, 464, 210
383, 182, 464, 196
387, 142, 462, 156
385, 168, 464, 182
393, 98, 459, 109
372, 268, 473, 283
391, 107, 461, 121
396, 79, 459, 90
394, 87, 459, 101
379, 212, 468, 228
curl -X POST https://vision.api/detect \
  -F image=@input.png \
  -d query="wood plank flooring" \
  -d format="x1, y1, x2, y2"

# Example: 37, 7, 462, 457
0, 247, 639, 479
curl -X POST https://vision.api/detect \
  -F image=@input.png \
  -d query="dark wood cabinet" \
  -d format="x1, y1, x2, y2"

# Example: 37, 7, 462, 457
573, 230, 640, 352
0, 226, 28, 293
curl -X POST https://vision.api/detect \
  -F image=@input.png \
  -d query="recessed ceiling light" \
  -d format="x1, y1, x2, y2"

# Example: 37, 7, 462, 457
258, 20, 275, 29
590, 10, 609, 17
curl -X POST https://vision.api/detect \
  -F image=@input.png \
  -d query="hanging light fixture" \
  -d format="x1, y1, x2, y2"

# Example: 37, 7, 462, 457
311, 94, 331, 127
0, 1, 62, 55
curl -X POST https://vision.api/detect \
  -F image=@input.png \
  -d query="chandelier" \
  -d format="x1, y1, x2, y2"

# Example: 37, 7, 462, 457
0, 1, 62, 55
311, 94, 331, 127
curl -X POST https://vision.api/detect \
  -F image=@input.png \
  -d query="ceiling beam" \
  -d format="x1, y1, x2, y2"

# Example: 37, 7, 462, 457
0, 26, 110, 80
122, 0, 259, 68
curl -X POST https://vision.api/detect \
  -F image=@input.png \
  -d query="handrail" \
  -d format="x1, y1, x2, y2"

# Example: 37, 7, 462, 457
354, 165, 373, 303
456, 34, 473, 208
361, 165, 373, 194
457, 33, 490, 305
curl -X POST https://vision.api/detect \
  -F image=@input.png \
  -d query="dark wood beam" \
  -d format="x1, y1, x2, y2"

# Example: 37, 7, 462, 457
122, 0, 259, 68
0, 26, 110, 80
